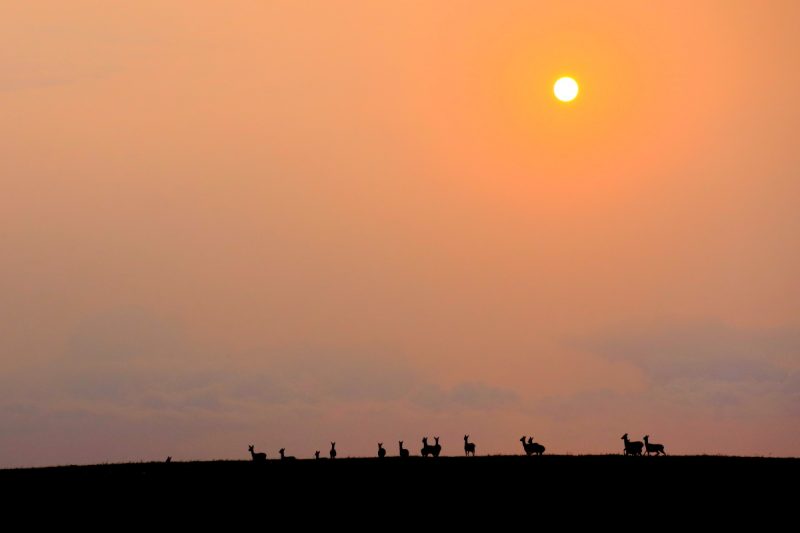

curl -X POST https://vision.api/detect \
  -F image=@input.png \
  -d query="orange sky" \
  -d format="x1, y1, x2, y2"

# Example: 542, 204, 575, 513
1, 1, 799, 466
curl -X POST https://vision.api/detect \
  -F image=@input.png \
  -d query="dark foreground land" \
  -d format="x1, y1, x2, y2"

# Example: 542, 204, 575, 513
2, 455, 797, 521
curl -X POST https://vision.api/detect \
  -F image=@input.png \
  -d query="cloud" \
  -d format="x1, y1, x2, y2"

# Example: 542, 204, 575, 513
582, 322, 797, 385
3, 307, 521, 430
1, 306, 526, 465
542, 322, 800, 421
412, 382, 518, 411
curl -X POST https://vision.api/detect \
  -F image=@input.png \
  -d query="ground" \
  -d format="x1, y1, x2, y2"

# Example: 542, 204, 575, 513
2, 455, 796, 521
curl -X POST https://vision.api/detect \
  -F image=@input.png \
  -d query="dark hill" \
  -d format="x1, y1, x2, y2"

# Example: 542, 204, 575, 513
2, 455, 796, 522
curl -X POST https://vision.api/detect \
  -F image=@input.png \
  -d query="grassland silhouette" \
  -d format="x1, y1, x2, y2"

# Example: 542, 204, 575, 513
2, 432, 796, 519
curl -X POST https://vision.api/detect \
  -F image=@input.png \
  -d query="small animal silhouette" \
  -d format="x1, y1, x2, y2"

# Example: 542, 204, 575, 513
399, 440, 410, 458
378, 442, 386, 458
279, 448, 296, 460
643, 435, 666, 456
432, 436, 442, 457
621, 433, 644, 456
165, 456, 172, 463
463, 435, 476, 457
315, 450, 321, 460
248, 445, 267, 463
330, 442, 337, 459
527, 436, 545, 455
520, 436, 532, 455
421, 437, 433, 457
520, 436, 545, 456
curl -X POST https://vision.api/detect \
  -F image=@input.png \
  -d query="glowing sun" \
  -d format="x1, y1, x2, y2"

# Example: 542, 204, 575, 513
554, 77, 579, 102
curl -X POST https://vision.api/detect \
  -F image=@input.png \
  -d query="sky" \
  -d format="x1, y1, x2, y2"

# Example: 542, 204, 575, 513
1, 1, 799, 467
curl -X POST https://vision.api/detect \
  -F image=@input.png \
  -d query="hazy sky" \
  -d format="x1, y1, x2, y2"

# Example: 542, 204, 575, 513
1, 1, 799, 467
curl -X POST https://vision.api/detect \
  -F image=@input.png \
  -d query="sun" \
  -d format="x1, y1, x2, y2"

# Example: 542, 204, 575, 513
554, 77, 579, 102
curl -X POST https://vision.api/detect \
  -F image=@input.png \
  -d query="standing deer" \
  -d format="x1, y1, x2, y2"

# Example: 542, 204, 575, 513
621, 433, 644, 456
399, 441, 410, 458
520, 436, 532, 456
643, 435, 666, 456
378, 443, 386, 458
248, 445, 267, 463
421, 437, 433, 457
463, 435, 476, 456
314, 451, 321, 460
330, 442, 337, 459
432, 436, 442, 457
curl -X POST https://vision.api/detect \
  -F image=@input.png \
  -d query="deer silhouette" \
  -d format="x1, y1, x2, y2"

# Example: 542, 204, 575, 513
432, 436, 442, 457
378, 443, 386, 458
314, 450, 321, 460
463, 435, 476, 456
520, 436, 532, 455
643, 435, 666, 456
248, 445, 267, 463
421, 437, 434, 457
279, 448, 296, 460
520, 436, 545, 456
330, 442, 337, 459
527, 436, 545, 455
399, 440, 410, 458
621, 433, 644, 456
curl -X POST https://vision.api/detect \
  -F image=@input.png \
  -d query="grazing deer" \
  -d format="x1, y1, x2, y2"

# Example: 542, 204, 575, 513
527, 436, 545, 455
621, 433, 644, 456
463, 435, 476, 457
279, 448, 296, 460
378, 443, 386, 458
399, 441, 410, 458
330, 442, 337, 459
421, 437, 433, 457
315, 451, 321, 460
643, 435, 666, 456
432, 436, 442, 457
248, 445, 267, 463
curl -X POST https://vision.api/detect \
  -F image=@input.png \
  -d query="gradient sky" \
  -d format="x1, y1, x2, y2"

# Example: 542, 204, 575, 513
2, 1, 799, 467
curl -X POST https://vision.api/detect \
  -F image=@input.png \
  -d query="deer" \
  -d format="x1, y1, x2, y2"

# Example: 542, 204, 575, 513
330, 442, 337, 459
377, 443, 386, 458
279, 448, 296, 460
463, 435, 476, 456
421, 437, 433, 457
520, 436, 545, 456
643, 435, 666, 456
432, 436, 442, 457
248, 445, 267, 463
399, 441, 410, 458
527, 436, 545, 455
520, 436, 531, 455
314, 450, 321, 460
621, 433, 644, 456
